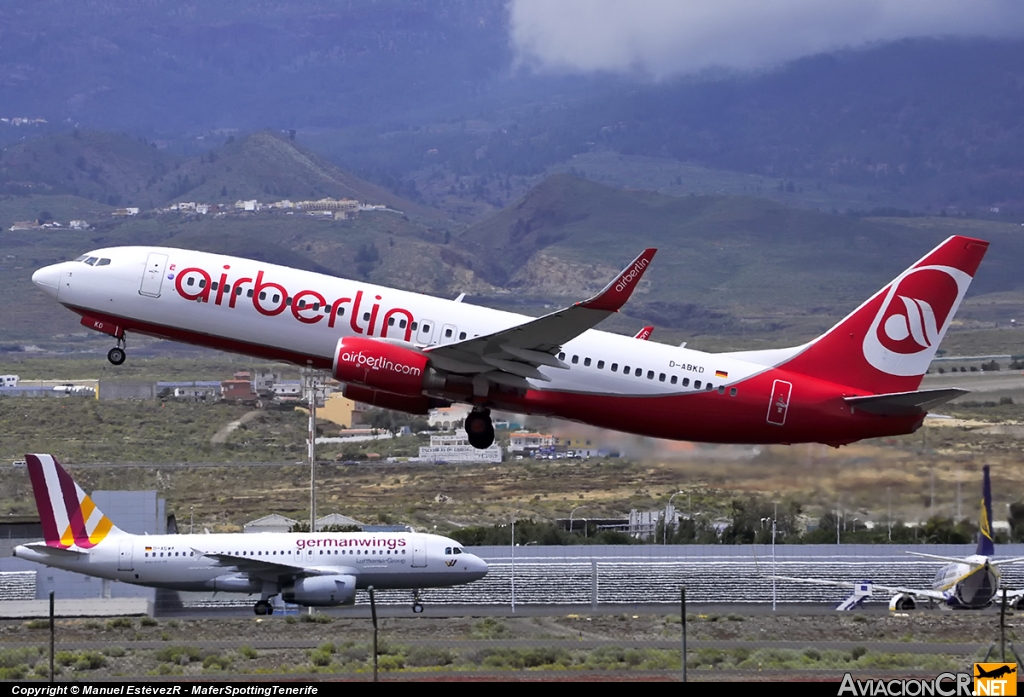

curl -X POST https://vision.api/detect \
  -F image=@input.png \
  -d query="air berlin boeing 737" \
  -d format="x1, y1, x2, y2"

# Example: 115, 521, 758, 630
31, 235, 987, 449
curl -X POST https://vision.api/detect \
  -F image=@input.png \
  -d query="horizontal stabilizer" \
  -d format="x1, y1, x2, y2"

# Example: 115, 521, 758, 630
845, 388, 967, 416
21, 543, 89, 557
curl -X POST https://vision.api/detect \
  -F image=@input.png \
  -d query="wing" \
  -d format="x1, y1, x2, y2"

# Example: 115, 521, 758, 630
425, 248, 657, 392
194, 550, 355, 580
771, 575, 947, 601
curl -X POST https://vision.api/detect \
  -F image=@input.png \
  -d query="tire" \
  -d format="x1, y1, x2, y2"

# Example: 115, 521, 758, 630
107, 347, 126, 365
412, 602, 424, 614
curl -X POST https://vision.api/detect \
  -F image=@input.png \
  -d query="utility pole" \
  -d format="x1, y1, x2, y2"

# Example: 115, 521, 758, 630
304, 364, 320, 533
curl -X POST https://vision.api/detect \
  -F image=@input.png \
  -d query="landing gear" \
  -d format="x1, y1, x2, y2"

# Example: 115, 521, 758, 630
107, 347, 126, 366
412, 590, 424, 614
465, 408, 494, 450
107, 335, 127, 366
254, 600, 274, 616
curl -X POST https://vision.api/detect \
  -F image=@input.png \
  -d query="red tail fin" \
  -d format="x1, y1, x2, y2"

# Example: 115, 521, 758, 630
781, 235, 989, 394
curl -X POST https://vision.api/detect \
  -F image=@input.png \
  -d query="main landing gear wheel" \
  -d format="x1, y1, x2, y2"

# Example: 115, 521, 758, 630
107, 347, 126, 366
254, 600, 274, 616
412, 602, 424, 614
465, 409, 494, 450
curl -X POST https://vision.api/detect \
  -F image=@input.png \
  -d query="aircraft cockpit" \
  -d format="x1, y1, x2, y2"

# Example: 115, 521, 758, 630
73, 254, 112, 266
444, 547, 465, 555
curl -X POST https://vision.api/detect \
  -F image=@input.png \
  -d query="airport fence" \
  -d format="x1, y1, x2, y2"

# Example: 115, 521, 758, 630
1, 591, 1017, 681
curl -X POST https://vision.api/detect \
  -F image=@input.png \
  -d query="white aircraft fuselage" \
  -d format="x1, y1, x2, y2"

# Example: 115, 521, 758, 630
30, 237, 989, 447
15, 531, 486, 596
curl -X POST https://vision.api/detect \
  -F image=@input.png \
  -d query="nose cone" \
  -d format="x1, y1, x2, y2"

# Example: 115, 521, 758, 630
32, 263, 63, 299
466, 554, 489, 581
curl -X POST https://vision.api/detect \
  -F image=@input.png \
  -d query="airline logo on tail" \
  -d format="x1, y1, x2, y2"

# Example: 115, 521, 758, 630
25, 454, 119, 549
863, 265, 972, 377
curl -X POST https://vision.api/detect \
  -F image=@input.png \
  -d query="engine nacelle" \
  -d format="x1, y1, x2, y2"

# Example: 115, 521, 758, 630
342, 384, 449, 415
332, 337, 432, 396
281, 574, 357, 607
204, 574, 261, 593
888, 593, 917, 611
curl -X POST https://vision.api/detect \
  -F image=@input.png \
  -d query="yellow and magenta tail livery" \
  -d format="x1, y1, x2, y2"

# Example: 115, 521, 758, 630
26, 453, 121, 549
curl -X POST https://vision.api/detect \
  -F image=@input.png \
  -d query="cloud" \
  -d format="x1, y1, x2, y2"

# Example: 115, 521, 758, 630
508, 0, 1024, 78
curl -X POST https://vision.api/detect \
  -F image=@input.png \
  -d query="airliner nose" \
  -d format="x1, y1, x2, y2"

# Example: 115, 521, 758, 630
31, 264, 62, 299
468, 554, 489, 581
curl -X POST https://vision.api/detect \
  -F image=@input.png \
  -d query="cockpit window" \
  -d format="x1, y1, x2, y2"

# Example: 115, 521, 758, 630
444, 547, 452, 555
74, 255, 88, 262
453, 547, 463, 555
84, 257, 98, 266
96, 258, 111, 266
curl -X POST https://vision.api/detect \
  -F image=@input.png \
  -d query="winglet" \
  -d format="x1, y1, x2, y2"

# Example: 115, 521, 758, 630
579, 248, 657, 312
634, 326, 655, 340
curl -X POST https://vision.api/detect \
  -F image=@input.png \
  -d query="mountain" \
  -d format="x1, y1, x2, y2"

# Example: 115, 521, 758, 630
458, 174, 1024, 332
0, 131, 179, 205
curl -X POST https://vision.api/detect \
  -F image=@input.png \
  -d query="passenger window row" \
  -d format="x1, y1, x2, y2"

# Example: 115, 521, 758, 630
557, 351, 739, 396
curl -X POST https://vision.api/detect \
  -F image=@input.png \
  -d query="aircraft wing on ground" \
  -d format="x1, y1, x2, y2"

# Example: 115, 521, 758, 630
771, 575, 947, 602
195, 550, 356, 579
424, 248, 656, 390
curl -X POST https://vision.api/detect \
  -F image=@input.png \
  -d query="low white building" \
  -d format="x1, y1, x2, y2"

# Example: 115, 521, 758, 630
509, 431, 555, 453
0, 375, 18, 388
244, 514, 299, 534
427, 404, 472, 430
418, 431, 502, 463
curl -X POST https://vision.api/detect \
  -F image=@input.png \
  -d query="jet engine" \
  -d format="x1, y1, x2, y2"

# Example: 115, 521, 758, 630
342, 384, 449, 415
281, 574, 357, 606
332, 337, 441, 396
888, 594, 917, 611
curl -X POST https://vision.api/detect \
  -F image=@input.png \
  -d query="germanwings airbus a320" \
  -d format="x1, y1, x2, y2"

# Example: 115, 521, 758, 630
31, 235, 988, 449
15, 454, 487, 615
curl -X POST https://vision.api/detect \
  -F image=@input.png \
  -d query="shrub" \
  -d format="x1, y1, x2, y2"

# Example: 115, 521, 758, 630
24, 619, 48, 630
202, 654, 232, 671
106, 617, 134, 630
153, 646, 203, 664
299, 612, 332, 624
140, 616, 158, 627
239, 646, 258, 660
851, 646, 868, 660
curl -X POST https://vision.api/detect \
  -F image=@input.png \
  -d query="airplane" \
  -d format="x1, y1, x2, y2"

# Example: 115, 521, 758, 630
13, 454, 488, 615
30, 235, 987, 450
774, 466, 1024, 611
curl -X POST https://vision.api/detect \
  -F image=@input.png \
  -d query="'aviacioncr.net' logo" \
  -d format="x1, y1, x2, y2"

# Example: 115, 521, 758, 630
974, 663, 1017, 696
863, 265, 970, 377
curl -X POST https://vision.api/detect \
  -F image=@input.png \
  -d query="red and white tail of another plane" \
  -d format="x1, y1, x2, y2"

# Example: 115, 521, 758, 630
32, 235, 988, 449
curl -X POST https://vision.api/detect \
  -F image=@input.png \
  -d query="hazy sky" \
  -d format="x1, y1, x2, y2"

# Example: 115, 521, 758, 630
509, 0, 1024, 77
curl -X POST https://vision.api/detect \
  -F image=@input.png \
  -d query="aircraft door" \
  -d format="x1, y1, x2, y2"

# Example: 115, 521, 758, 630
139, 252, 169, 298
416, 319, 436, 346
766, 380, 792, 426
118, 539, 134, 571
411, 538, 427, 568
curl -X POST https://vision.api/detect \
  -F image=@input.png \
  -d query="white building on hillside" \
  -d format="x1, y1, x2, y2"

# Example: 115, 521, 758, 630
418, 431, 502, 463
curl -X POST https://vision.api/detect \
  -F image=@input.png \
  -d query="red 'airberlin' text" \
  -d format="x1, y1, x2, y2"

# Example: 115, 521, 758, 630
172, 266, 416, 341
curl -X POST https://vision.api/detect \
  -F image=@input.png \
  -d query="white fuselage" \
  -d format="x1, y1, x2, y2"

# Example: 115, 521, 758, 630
932, 555, 998, 608
15, 531, 488, 593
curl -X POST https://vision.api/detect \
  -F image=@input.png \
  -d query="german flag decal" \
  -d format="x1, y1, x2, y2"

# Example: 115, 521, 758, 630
715, 370, 728, 379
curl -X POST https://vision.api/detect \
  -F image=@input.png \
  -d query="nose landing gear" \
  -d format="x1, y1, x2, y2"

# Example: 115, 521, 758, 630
412, 590, 424, 614
465, 408, 494, 450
